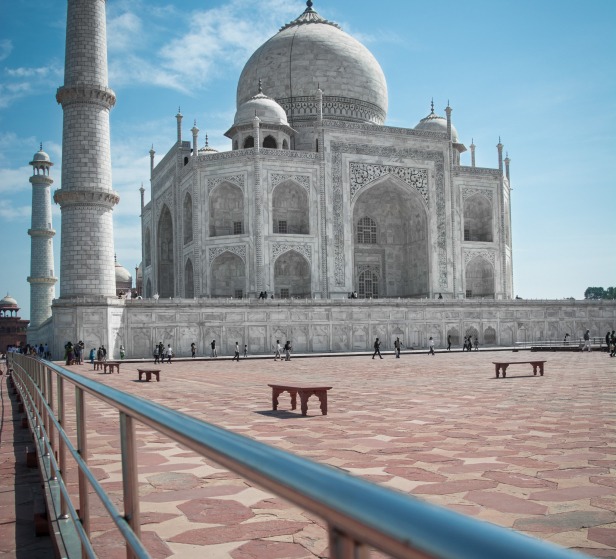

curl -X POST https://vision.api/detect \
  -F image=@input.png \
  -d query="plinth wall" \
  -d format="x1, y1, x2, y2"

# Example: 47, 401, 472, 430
43, 298, 616, 360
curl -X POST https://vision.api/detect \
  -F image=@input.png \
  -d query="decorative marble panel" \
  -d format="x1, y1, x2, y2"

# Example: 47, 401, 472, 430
349, 163, 428, 204
270, 173, 310, 191
463, 249, 496, 266
272, 243, 312, 264
208, 245, 247, 264
208, 174, 245, 194
462, 187, 493, 202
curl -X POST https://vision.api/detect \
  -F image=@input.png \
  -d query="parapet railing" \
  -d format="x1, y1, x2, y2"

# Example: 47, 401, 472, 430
514, 337, 608, 350
9, 354, 585, 559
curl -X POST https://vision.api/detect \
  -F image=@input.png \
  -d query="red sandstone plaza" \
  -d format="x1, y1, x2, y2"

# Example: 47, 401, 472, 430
2, 350, 614, 558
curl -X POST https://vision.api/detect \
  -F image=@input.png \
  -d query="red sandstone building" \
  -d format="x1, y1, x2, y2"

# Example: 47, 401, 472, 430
0, 294, 29, 352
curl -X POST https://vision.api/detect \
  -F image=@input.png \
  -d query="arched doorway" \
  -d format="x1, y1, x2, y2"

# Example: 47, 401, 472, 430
184, 258, 194, 298
463, 194, 493, 242
465, 257, 494, 298
209, 183, 244, 237
358, 268, 379, 298
353, 178, 428, 297
183, 193, 193, 244
274, 250, 311, 298
272, 181, 309, 234
157, 205, 174, 298
211, 252, 245, 298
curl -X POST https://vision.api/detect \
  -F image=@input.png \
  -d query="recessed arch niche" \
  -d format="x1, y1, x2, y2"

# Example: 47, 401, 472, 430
465, 256, 494, 298
353, 177, 429, 297
157, 205, 174, 298
183, 192, 193, 245
274, 250, 311, 298
209, 183, 244, 237
184, 258, 194, 298
272, 180, 309, 234
210, 252, 246, 297
464, 194, 493, 242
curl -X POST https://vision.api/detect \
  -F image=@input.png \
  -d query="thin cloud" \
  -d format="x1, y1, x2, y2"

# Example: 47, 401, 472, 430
0, 62, 63, 107
0, 39, 13, 61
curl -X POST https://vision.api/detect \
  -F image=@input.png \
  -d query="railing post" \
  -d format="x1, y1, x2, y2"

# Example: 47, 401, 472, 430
75, 386, 90, 557
58, 376, 68, 518
120, 412, 141, 559
328, 526, 370, 559
47, 367, 56, 478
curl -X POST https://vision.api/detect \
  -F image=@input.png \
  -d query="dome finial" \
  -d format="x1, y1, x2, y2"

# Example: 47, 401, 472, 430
205, 134, 209, 147
258, 78, 262, 94
306, 0, 314, 9
39, 142, 43, 151
430, 98, 434, 114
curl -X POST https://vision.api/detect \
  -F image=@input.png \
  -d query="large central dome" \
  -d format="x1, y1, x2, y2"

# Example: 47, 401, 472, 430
237, 2, 388, 126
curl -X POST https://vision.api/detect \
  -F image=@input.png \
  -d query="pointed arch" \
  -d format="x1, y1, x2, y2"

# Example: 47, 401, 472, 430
272, 180, 309, 234
209, 182, 244, 237
464, 194, 493, 242
447, 327, 460, 347
484, 326, 497, 345
243, 136, 254, 148
358, 268, 379, 298
183, 192, 193, 245
263, 135, 277, 149
210, 251, 246, 297
274, 250, 311, 298
465, 256, 494, 298
157, 205, 174, 298
144, 226, 151, 267
184, 258, 194, 298
353, 175, 429, 297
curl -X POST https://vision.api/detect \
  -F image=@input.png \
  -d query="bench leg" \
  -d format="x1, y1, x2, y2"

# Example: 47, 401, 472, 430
316, 390, 328, 415
539, 363, 544, 376
272, 388, 282, 411
532, 364, 538, 375
502, 365, 508, 378
299, 391, 310, 416
145, 372, 152, 382
289, 390, 297, 411
155, 372, 160, 382
138, 372, 143, 381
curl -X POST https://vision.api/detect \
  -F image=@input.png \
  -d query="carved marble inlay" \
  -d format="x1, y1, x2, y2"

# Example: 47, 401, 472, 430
271, 173, 310, 191
332, 142, 447, 289
462, 187, 493, 203
464, 249, 496, 266
208, 245, 247, 264
357, 264, 381, 278
208, 174, 245, 193
350, 163, 428, 203
272, 243, 312, 264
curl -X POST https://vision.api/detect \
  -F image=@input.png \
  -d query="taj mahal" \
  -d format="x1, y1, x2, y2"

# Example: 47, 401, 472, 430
24, 0, 614, 358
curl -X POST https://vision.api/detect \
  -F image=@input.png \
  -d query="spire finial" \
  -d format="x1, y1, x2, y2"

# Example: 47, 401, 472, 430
306, 0, 313, 9
430, 98, 434, 114
39, 142, 43, 151
205, 134, 209, 147
258, 78, 262, 94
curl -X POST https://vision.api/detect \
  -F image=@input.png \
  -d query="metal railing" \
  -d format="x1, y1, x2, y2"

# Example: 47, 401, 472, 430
9, 353, 586, 559
514, 337, 608, 350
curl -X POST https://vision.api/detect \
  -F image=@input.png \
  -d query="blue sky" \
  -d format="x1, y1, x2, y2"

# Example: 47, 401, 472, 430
1, 0, 614, 319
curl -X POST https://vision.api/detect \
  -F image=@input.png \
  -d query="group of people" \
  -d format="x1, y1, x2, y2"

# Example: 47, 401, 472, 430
258, 291, 273, 300
606, 330, 615, 357
63, 340, 86, 365
273, 340, 292, 361
462, 336, 479, 351
153, 342, 173, 364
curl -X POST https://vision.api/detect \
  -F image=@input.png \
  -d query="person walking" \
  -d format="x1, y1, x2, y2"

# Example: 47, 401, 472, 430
428, 336, 435, 356
191, 342, 196, 358
394, 337, 401, 358
582, 329, 591, 352
243, 344, 248, 358
274, 340, 281, 361
153, 344, 160, 364
284, 340, 292, 361
474, 336, 479, 351
447, 334, 451, 351
233, 342, 240, 361
606, 331, 611, 353
610, 331, 616, 357
372, 337, 383, 359
119, 345, 125, 360
166, 344, 173, 363
89, 348, 96, 365
211, 339, 217, 358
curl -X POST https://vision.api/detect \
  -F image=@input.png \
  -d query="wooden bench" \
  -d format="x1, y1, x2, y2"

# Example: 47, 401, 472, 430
138, 369, 160, 382
268, 383, 332, 416
93, 360, 104, 371
103, 361, 121, 374
493, 360, 546, 378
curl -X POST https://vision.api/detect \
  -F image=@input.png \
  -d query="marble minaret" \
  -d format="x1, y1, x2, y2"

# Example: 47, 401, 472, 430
28, 145, 57, 328
54, 0, 119, 298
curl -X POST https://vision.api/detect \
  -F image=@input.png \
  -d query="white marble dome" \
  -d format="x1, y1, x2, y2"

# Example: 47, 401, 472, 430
415, 105, 460, 143
115, 263, 132, 284
234, 91, 289, 127
237, 2, 388, 125
0, 294, 18, 308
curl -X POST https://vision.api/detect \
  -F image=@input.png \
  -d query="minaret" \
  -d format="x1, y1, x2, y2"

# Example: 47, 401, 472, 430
470, 138, 476, 167
54, 0, 119, 298
497, 137, 504, 172
28, 145, 58, 329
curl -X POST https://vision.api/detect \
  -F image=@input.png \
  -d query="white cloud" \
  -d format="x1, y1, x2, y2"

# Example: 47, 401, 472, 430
107, 0, 303, 93
0, 39, 13, 61
0, 62, 63, 108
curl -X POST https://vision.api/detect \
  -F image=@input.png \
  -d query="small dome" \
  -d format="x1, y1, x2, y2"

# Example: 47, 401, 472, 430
115, 264, 132, 283
0, 294, 19, 308
30, 144, 53, 166
198, 135, 219, 154
234, 91, 288, 127
415, 103, 459, 142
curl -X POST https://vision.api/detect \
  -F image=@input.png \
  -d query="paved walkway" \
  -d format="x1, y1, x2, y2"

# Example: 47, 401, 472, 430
2, 350, 615, 558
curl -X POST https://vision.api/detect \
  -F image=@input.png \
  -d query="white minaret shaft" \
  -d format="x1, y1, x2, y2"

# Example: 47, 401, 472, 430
54, 0, 119, 298
28, 147, 57, 328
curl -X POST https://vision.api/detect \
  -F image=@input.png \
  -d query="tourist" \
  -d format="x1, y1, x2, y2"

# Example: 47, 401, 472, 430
610, 331, 615, 357
166, 344, 173, 363
211, 339, 217, 358
582, 329, 591, 352
191, 342, 196, 358
74, 341, 82, 364
64, 341, 74, 365
89, 348, 96, 364
274, 339, 281, 361
606, 331, 611, 353
462, 336, 467, 351
474, 336, 479, 351
119, 345, 125, 360
101, 345, 107, 361
428, 336, 435, 355
438, 293, 443, 299
153, 344, 160, 364
233, 342, 240, 361
447, 335, 451, 351
284, 340, 292, 361
372, 337, 382, 359
563, 333, 570, 345
244, 344, 248, 358
44, 343, 50, 359
394, 337, 401, 358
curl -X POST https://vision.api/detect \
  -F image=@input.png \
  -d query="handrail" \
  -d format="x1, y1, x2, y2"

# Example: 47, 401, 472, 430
9, 354, 586, 559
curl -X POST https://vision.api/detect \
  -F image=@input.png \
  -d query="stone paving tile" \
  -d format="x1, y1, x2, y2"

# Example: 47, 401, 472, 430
5, 351, 616, 558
